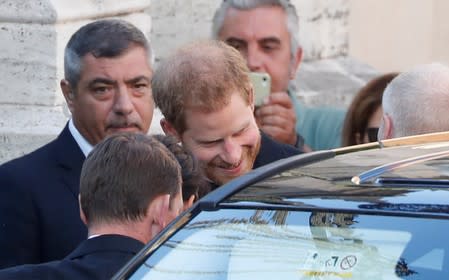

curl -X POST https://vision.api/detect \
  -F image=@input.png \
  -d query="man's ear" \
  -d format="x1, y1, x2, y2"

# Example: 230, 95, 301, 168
61, 79, 75, 113
383, 114, 394, 139
161, 119, 181, 141
78, 195, 88, 226
182, 195, 196, 212
379, 114, 393, 140
289, 46, 303, 80
148, 194, 170, 238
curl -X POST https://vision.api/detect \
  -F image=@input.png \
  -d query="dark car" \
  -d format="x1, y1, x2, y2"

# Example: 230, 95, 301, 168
114, 132, 449, 279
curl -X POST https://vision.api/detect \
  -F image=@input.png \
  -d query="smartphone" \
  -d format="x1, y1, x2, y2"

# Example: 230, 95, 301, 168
249, 72, 271, 106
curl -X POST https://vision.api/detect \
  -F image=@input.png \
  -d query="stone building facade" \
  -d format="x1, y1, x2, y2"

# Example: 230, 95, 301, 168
0, 0, 377, 163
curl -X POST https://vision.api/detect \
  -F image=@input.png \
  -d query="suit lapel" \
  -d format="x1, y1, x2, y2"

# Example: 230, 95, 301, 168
53, 124, 86, 198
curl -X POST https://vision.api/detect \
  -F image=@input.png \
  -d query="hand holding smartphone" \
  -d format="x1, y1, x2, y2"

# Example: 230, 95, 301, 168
249, 72, 271, 107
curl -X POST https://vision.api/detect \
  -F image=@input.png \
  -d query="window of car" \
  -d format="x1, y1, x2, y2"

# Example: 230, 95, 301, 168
128, 209, 449, 279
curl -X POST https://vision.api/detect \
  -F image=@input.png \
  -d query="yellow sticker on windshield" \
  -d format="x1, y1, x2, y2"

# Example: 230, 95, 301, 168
300, 270, 353, 278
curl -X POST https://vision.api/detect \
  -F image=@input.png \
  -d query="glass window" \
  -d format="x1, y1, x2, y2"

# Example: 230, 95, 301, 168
129, 209, 449, 279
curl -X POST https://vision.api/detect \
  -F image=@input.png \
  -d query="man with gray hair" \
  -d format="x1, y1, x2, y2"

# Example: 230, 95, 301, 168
212, 0, 345, 151
0, 19, 155, 268
378, 63, 449, 140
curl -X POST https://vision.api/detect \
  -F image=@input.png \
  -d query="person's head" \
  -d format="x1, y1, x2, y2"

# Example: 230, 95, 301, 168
154, 134, 211, 210
153, 40, 261, 186
61, 19, 154, 145
379, 63, 449, 140
79, 133, 183, 242
342, 72, 398, 146
212, 0, 302, 93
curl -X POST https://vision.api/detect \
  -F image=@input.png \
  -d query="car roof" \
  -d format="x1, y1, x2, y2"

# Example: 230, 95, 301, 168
199, 132, 449, 218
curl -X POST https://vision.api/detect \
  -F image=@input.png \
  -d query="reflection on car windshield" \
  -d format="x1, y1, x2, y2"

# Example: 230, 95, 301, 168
352, 149, 449, 185
129, 209, 449, 279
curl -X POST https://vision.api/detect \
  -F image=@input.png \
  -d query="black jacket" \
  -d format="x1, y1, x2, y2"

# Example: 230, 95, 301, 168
253, 132, 302, 169
0, 124, 87, 268
0, 235, 143, 279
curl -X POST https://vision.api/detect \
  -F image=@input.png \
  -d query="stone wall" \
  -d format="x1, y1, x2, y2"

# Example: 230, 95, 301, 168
0, 0, 377, 163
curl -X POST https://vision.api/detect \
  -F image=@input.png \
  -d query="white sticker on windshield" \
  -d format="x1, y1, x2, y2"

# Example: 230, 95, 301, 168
301, 250, 359, 278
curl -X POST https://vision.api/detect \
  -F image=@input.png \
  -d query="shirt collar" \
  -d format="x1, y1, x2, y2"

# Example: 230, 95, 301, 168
68, 119, 94, 157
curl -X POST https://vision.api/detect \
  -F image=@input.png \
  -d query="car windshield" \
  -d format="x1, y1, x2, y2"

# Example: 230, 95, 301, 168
128, 209, 449, 279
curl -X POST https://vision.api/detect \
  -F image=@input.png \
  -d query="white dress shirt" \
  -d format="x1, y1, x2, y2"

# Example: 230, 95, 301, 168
68, 119, 93, 157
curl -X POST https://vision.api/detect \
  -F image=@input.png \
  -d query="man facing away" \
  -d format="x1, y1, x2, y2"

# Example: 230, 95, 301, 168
0, 133, 183, 279
0, 19, 155, 268
378, 63, 449, 140
212, 0, 346, 151
153, 40, 301, 188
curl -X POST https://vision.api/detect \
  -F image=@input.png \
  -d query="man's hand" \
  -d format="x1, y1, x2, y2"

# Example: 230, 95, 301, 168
255, 91, 297, 145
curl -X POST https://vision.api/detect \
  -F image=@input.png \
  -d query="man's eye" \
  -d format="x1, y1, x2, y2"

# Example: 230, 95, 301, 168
201, 140, 220, 146
93, 86, 109, 94
262, 44, 277, 51
227, 40, 245, 51
235, 127, 247, 137
229, 43, 242, 50
134, 83, 148, 90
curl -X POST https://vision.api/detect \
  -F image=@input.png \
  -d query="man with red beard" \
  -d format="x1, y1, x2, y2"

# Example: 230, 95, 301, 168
153, 40, 301, 188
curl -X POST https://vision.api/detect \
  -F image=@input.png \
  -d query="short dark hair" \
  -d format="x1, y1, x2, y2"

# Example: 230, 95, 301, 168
79, 133, 181, 226
154, 134, 211, 201
64, 19, 152, 89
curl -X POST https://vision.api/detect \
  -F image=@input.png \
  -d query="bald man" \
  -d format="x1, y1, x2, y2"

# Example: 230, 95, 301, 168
378, 63, 449, 140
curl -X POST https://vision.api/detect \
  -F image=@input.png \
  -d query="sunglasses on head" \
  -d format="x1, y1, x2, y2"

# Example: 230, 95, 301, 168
366, 127, 379, 142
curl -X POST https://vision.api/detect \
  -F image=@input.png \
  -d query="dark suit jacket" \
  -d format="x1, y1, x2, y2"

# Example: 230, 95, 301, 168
253, 131, 302, 169
0, 124, 87, 268
0, 234, 144, 280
